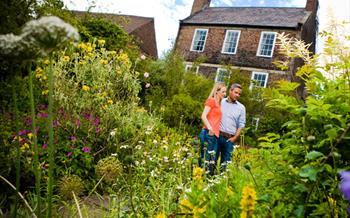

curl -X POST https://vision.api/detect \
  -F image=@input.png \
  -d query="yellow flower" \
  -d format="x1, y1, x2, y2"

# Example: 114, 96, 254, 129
82, 85, 90, 91
193, 166, 204, 182
43, 59, 50, 65
193, 205, 206, 218
27, 133, 33, 139
62, 56, 70, 62
180, 198, 193, 213
77, 42, 87, 50
100, 59, 108, 65
240, 185, 257, 218
39, 75, 48, 81
20, 143, 30, 152
107, 99, 113, 104
42, 90, 49, 95
97, 39, 106, 46
155, 213, 166, 218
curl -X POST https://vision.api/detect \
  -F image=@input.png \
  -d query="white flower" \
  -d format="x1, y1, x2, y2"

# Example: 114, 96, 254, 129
145, 83, 151, 88
140, 54, 146, 60
152, 140, 158, 145
150, 170, 156, 177
111, 153, 117, 157
134, 160, 139, 166
144, 72, 149, 78
110, 131, 116, 136
163, 156, 169, 162
208, 150, 216, 155
120, 144, 129, 149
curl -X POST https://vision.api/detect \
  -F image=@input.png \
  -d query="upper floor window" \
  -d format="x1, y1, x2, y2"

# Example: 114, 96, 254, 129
257, 32, 277, 57
221, 30, 241, 54
215, 68, 229, 83
250, 71, 269, 89
191, 29, 208, 52
185, 64, 199, 74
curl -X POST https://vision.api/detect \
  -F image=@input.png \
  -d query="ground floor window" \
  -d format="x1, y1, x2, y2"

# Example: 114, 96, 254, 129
185, 64, 199, 74
215, 68, 229, 83
250, 71, 269, 89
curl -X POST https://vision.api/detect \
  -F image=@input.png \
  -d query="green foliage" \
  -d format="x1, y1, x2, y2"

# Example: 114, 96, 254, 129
80, 18, 132, 52
142, 52, 213, 133
0, 0, 36, 34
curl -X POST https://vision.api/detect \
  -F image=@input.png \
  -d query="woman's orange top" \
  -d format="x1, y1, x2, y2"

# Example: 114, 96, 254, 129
205, 97, 222, 137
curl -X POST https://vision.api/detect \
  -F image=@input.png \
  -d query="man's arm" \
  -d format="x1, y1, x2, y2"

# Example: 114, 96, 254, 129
229, 127, 242, 143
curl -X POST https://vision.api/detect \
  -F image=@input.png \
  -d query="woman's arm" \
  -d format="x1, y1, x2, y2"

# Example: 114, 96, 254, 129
201, 106, 213, 135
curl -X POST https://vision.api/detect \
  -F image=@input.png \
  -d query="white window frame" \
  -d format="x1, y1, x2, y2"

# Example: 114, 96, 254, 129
221, 30, 241, 54
185, 64, 199, 74
256, 31, 277, 57
215, 68, 229, 83
190, 29, 208, 52
250, 71, 269, 89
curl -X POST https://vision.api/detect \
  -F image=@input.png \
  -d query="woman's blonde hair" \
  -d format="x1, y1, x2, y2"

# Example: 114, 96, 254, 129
208, 83, 226, 101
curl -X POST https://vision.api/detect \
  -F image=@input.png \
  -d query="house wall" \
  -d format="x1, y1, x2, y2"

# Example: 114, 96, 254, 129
176, 25, 298, 71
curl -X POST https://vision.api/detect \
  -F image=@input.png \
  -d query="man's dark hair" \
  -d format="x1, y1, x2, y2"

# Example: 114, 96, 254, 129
230, 83, 242, 90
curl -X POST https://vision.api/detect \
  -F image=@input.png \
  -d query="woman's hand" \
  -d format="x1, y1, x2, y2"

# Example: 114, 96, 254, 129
208, 128, 214, 136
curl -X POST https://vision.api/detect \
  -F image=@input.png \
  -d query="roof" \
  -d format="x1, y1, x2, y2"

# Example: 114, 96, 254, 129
72, 11, 158, 58
181, 7, 311, 29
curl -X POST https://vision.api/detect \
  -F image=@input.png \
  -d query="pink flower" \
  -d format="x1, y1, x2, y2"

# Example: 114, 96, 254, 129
82, 147, 91, 153
67, 152, 73, 157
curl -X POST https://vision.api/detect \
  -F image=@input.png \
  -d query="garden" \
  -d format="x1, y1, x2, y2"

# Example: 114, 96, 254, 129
1, 2, 350, 218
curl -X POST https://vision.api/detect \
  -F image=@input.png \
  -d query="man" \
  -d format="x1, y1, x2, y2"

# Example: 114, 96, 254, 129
217, 83, 246, 171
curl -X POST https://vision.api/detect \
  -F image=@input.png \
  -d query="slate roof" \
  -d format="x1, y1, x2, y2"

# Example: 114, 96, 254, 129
73, 11, 158, 58
181, 7, 311, 29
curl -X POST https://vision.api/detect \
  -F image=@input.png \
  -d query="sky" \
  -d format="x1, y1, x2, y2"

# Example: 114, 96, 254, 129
62, 0, 350, 57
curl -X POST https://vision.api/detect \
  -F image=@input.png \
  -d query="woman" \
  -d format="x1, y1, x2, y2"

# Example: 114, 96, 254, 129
201, 83, 226, 175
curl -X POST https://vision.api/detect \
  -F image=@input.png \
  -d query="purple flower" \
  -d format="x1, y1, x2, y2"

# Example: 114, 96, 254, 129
83, 112, 92, 120
70, 135, 77, 141
93, 117, 100, 126
75, 119, 81, 127
339, 171, 350, 212
82, 147, 91, 153
95, 127, 100, 134
67, 152, 73, 157
38, 112, 48, 118
18, 129, 29, 135
70, 145, 76, 149
53, 120, 59, 127
25, 117, 32, 126
42, 143, 47, 149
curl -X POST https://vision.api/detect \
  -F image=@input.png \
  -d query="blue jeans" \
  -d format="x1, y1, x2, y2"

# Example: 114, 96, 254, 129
205, 133, 218, 175
198, 128, 207, 167
217, 135, 234, 171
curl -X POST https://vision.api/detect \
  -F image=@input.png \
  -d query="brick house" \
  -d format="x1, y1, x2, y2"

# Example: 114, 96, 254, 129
73, 11, 158, 58
175, 0, 318, 89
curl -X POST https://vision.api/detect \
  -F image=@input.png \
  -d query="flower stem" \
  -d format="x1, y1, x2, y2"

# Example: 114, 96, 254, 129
28, 62, 41, 217
47, 59, 55, 218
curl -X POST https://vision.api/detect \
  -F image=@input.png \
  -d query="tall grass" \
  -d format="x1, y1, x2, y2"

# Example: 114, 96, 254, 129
28, 63, 41, 217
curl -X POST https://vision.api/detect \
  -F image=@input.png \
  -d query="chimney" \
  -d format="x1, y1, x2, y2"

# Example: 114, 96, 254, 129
190, 0, 211, 16
305, 0, 318, 12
